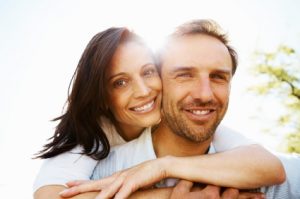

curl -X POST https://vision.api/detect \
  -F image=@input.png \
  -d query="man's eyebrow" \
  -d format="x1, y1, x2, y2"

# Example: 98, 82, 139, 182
213, 68, 232, 75
168, 66, 195, 74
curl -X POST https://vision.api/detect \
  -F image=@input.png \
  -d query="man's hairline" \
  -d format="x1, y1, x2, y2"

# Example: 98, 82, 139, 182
157, 33, 235, 76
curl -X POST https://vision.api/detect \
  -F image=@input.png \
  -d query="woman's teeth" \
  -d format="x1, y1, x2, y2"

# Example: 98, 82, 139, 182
133, 100, 154, 112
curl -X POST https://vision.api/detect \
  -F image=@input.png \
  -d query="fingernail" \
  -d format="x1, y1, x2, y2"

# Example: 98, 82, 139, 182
59, 189, 68, 195
259, 193, 266, 199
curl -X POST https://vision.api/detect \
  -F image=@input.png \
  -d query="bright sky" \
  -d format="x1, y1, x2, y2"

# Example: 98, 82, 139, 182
1, 0, 300, 198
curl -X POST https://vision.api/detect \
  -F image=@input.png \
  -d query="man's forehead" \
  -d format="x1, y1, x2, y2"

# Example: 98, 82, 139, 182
160, 34, 232, 73
163, 34, 227, 54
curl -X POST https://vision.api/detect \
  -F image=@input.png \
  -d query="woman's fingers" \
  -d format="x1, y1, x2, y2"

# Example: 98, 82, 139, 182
95, 175, 125, 199
113, 176, 146, 199
64, 160, 164, 199
113, 160, 165, 198
59, 177, 116, 197
60, 181, 101, 197
66, 180, 89, 187
96, 166, 150, 199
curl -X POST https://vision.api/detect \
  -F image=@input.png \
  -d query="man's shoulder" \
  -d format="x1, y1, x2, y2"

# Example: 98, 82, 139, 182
262, 153, 300, 198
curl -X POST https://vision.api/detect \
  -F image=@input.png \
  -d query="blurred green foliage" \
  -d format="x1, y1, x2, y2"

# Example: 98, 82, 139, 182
250, 45, 300, 154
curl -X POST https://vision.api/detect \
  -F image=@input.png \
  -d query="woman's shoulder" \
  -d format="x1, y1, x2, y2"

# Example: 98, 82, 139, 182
39, 145, 98, 170
33, 145, 98, 193
99, 116, 126, 146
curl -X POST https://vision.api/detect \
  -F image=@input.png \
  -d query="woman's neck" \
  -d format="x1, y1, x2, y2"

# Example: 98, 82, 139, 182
115, 122, 145, 142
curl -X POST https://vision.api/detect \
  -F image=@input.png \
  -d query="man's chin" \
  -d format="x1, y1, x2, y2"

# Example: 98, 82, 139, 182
188, 124, 217, 141
183, 131, 214, 143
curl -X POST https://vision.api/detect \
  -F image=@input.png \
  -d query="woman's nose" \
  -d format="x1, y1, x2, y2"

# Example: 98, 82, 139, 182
133, 79, 151, 98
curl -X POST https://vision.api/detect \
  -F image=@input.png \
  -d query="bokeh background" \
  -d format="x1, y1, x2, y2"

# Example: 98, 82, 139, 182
1, 0, 299, 198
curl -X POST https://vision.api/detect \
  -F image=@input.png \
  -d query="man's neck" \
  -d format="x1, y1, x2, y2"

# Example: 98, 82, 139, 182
152, 122, 212, 158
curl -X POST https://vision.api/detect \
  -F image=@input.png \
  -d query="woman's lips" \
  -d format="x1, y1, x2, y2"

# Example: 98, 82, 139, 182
130, 99, 155, 113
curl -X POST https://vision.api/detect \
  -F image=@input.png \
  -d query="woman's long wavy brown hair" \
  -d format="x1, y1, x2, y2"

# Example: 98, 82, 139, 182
35, 27, 140, 160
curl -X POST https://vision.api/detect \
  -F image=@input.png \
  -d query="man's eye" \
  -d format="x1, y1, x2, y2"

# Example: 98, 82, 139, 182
211, 74, 226, 80
176, 73, 192, 78
113, 79, 128, 88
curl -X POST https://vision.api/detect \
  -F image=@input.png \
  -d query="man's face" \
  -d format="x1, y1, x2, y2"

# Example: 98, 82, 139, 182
160, 34, 233, 142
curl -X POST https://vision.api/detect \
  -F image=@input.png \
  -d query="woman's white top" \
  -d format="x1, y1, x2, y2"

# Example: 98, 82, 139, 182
33, 118, 255, 192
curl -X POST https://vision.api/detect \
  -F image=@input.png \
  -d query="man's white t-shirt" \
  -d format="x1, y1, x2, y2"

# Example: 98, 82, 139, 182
33, 122, 255, 192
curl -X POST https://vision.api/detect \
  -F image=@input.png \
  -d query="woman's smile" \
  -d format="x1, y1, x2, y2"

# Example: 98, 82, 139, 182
130, 98, 156, 113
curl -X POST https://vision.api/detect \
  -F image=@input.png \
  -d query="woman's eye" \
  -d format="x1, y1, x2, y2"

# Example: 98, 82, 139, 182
113, 79, 128, 88
143, 68, 157, 77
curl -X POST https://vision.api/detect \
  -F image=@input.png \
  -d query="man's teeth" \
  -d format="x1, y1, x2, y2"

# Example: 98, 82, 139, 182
191, 110, 210, 115
133, 101, 154, 112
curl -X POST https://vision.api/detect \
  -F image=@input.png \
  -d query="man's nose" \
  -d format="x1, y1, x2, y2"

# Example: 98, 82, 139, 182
133, 79, 151, 98
191, 77, 214, 102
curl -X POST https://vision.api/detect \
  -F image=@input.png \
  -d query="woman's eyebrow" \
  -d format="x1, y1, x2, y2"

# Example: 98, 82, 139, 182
108, 72, 126, 81
108, 63, 155, 81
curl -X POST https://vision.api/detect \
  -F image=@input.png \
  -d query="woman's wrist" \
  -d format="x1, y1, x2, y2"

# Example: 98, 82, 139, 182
159, 155, 177, 179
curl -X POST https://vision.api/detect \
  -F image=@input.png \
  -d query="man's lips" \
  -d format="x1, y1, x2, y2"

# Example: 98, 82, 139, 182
185, 109, 213, 116
183, 107, 216, 121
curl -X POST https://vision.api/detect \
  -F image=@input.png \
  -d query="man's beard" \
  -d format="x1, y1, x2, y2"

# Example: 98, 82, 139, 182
162, 99, 227, 143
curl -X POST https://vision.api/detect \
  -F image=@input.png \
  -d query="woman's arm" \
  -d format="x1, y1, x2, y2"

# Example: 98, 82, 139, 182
60, 144, 285, 199
167, 144, 285, 188
33, 146, 98, 199
61, 180, 264, 199
34, 185, 66, 199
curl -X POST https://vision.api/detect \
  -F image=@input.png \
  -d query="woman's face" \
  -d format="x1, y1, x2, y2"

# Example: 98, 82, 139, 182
107, 41, 162, 140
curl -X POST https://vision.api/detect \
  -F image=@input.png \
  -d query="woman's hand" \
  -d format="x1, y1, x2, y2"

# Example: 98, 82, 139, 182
60, 158, 169, 199
59, 176, 115, 198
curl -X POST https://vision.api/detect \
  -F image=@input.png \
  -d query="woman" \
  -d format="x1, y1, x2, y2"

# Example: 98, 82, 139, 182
34, 26, 285, 199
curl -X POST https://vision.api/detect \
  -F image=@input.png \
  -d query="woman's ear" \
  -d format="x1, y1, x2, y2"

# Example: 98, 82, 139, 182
103, 98, 109, 111
160, 108, 164, 118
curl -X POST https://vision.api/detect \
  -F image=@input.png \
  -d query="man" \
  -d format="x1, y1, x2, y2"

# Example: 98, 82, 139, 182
61, 19, 298, 199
